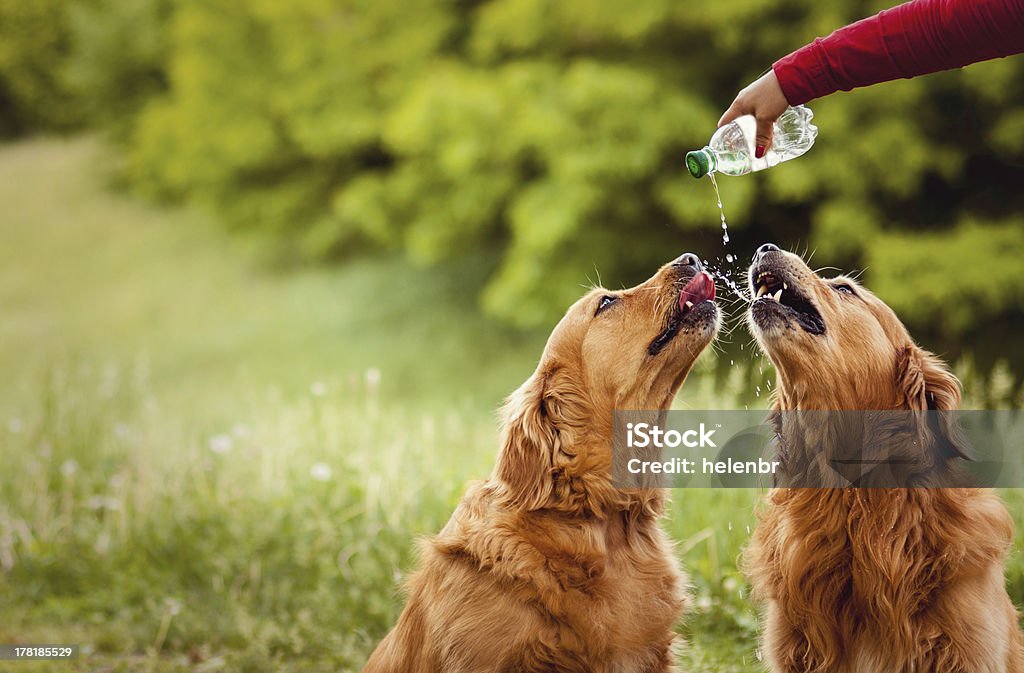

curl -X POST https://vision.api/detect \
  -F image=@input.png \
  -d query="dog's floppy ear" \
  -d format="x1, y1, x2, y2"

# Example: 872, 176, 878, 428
495, 365, 588, 510
896, 345, 972, 460
496, 369, 557, 510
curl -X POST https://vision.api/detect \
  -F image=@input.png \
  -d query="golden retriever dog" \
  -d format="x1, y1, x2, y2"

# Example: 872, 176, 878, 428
743, 243, 1023, 673
363, 252, 719, 672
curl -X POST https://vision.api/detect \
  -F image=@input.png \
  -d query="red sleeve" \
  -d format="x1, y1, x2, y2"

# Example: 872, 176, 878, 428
773, 0, 1024, 106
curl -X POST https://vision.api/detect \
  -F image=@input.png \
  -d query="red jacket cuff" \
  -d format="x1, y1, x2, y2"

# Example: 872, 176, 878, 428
773, 42, 831, 107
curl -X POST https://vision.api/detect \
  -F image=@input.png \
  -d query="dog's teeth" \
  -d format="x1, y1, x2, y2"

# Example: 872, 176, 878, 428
772, 289, 783, 302
783, 282, 788, 290
756, 285, 768, 299
685, 300, 693, 309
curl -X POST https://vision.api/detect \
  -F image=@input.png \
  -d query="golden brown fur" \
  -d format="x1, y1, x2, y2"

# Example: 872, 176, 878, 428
744, 247, 1024, 673
364, 255, 720, 672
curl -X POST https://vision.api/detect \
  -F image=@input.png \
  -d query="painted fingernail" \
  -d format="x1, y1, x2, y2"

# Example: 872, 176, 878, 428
755, 145, 765, 159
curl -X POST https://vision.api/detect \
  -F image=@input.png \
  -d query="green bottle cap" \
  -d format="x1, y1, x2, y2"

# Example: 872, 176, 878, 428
685, 149, 711, 179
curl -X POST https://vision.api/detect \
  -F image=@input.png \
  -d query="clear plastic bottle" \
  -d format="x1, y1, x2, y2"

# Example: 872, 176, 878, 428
685, 106, 818, 178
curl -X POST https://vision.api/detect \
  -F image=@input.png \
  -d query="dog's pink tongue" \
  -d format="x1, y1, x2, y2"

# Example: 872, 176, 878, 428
679, 271, 716, 312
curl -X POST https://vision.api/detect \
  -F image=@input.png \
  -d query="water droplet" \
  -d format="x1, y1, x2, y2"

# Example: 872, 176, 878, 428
725, 253, 734, 263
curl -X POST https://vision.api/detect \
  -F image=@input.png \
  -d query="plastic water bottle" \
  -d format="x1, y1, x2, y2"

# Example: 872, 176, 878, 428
685, 106, 817, 178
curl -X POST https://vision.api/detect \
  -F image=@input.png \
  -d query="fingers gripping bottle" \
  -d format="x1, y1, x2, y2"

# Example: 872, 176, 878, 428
686, 106, 818, 178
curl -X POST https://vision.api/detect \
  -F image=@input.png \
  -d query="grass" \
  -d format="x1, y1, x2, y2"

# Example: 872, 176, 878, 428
0, 137, 1020, 672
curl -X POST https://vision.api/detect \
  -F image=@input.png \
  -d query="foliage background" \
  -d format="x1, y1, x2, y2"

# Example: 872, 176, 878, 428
3, 0, 1023, 386
1, 0, 1023, 671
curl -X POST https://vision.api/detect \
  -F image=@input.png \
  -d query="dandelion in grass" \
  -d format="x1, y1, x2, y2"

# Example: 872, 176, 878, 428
87, 496, 121, 511
60, 459, 78, 478
208, 434, 233, 455
232, 423, 250, 438
310, 462, 332, 482
7, 418, 23, 434
311, 381, 328, 397
366, 367, 381, 392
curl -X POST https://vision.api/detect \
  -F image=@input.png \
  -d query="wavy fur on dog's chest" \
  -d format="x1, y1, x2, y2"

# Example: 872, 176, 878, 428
746, 488, 1016, 671
430, 493, 688, 667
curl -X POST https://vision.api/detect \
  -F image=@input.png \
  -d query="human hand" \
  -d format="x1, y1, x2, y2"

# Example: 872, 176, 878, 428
718, 69, 789, 159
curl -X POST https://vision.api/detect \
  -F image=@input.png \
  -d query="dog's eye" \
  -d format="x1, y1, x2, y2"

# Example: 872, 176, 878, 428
834, 284, 855, 295
595, 295, 618, 315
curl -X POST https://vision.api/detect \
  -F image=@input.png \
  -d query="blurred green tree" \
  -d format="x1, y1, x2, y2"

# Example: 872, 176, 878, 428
65, 0, 174, 139
3, 0, 1023, 386
0, 0, 78, 134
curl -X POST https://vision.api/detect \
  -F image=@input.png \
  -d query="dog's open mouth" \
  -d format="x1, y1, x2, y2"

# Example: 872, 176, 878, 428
648, 272, 716, 355
751, 269, 826, 335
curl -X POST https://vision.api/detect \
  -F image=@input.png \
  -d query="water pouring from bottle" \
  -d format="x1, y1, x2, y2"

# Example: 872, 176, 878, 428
685, 105, 819, 305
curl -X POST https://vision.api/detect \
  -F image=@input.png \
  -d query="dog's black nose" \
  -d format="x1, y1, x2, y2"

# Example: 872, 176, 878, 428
753, 243, 780, 261
672, 253, 702, 269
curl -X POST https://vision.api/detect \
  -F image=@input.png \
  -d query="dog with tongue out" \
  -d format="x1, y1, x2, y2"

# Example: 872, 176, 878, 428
364, 250, 720, 673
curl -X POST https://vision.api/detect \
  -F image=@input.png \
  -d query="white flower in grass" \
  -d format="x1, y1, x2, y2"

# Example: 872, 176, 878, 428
365, 367, 381, 391
310, 462, 332, 482
87, 496, 121, 511
164, 597, 182, 616
60, 459, 78, 478
310, 381, 328, 397
7, 418, 23, 434
232, 423, 250, 438
208, 434, 233, 455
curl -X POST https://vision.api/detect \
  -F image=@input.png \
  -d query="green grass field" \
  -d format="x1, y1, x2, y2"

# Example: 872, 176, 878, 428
0, 137, 1020, 672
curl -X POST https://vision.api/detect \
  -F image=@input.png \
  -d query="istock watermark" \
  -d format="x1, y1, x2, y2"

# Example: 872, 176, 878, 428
625, 422, 718, 448
612, 410, 1024, 488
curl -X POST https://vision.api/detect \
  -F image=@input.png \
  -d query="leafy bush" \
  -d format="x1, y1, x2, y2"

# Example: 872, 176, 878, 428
0, 0, 79, 134
65, 0, 173, 139
125, 1, 1024, 353
0, 0, 172, 137
3, 0, 1023, 379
